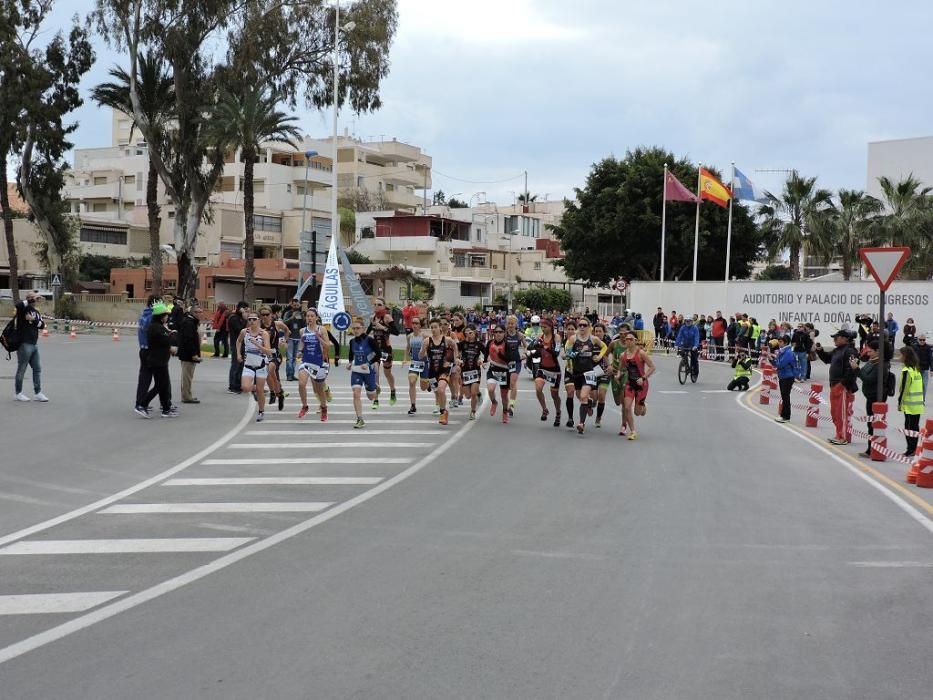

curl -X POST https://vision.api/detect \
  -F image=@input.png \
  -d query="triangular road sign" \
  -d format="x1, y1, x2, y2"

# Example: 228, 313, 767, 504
858, 247, 910, 291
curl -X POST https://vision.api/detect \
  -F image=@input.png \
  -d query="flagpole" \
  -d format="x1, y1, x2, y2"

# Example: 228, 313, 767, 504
660, 164, 668, 285
725, 161, 734, 283
692, 168, 701, 283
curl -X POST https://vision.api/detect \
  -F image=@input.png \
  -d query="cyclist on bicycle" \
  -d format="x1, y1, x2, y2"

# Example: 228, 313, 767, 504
675, 316, 700, 377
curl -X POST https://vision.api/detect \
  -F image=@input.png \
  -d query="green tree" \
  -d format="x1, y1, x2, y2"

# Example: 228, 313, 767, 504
810, 189, 883, 280
447, 197, 468, 208
875, 175, 933, 279
758, 171, 833, 280
432, 190, 447, 206
513, 286, 574, 312
755, 264, 794, 281
551, 147, 761, 284
338, 206, 356, 248
91, 52, 174, 295
209, 86, 300, 303
345, 249, 371, 265
517, 192, 537, 204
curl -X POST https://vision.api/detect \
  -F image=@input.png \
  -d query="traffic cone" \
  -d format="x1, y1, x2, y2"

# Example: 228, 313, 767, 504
112, 328, 120, 342
69, 329, 77, 340
202, 331, 209, 343
907, 419, 933, 486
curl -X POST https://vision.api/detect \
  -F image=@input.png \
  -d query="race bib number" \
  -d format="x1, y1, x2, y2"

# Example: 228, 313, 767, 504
352, 363, 371, 374
583, 370, 598, 386
408, 360, 425, 374
463, 369, 480, 385
244, 352, 264, 369
508, 361, 518, 373
490, 370, 508, 386
380, 351, 390, 363
312, 363, 329, 380
540, 369, 560, 388
592, 365, 605, 378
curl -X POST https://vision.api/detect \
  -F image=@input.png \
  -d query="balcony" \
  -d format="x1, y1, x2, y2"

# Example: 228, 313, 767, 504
369, 140, 425, 163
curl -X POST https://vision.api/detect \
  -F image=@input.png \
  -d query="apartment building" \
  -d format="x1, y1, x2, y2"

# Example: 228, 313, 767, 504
0, 184, 45, 290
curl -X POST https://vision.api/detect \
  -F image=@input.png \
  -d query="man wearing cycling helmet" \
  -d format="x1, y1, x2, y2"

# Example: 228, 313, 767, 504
675, 315, 700, 377
524, 315, 543, 341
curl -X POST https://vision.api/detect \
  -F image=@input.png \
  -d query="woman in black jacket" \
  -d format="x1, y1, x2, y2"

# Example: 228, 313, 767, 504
139, 303, 178, 418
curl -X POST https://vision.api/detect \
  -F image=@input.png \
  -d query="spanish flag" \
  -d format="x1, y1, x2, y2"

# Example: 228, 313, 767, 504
699, 168, 732, 208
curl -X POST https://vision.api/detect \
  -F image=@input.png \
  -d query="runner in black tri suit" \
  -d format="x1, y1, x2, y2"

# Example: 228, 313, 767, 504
457, 324, 487, 420
419, 318, 458, 426
564, 318, 607, 434
532, 318, 564, 427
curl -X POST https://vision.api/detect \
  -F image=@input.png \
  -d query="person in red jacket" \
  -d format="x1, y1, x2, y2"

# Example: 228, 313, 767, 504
710, 310, 728, 361
211, 302, 229, 358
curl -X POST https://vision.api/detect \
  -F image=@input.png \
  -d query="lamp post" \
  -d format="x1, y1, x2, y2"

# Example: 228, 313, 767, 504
331, 1, 356, 266
507, 221, 519, 311
297, 149, 319, 298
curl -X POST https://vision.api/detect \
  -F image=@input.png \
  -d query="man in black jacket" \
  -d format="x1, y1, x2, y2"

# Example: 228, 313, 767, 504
791, 323, 813, 381
226, 301, 249, 393
815, 329, 859, 445
13, 291, 48, 402
178, 301, 203, 403
140, 303, 177, 417
855, 339, 887, 457
915, 333, 932, 402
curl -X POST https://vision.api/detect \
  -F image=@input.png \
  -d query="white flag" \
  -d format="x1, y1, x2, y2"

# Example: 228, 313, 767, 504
317, 236, 345, 324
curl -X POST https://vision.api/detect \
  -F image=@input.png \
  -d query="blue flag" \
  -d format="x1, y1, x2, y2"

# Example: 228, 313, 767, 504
733, 167, 769, 203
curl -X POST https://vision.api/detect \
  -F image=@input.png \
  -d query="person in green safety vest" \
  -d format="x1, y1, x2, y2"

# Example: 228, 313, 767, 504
749, 318, 762, 362
898, 346, 925, 457
727, 349, 753, 391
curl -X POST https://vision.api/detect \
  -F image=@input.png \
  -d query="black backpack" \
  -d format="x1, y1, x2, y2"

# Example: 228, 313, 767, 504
1, 317, 22, 359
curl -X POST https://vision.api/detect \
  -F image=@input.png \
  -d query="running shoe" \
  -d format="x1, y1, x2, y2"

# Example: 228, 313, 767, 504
566, 418, 574, 428
298, 405, 309, 418
508, 406, 514, 417
553, 413, 561, 428
372, 399, 379, 410
354, 417, 365, 429
432, 405, 440, 415
226, 388, 240, 394
469, 411, 476, 421
34, 392, 49, 402
408, 405, 417, 415
828, 437, 849, 445
278, 392, 286, 411
576, 423, 584, 434
774, 417, 788, 423
161, 408, 179, 418
595, 418, 602, 428
134, 406, 150, 419
439, 410, 449, 426
15, 393, 30, 402
540, 409, 548, 422
627, 431, 637, 441
639, 401, 647, 415
502, 413, 509, 424
489, 400, 498, 417
389, 391, 397, 406
320, 406, 328, 422
256, 411, 265, 423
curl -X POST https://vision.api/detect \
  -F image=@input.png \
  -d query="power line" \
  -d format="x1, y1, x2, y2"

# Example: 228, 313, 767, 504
432, 169, 526, 185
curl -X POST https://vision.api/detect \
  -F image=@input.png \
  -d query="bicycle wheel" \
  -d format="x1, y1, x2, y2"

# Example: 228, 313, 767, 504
690, 366, 699, 383
678, 358, 688, 385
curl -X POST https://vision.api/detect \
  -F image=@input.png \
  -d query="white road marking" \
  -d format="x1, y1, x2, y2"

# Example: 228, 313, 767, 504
736, 376, 933, 536
98, 502, 334, 514
0, 592, 128, 616
228, 442, 434, 449
260, 419, 461, 425
0, 400, 256, 550
0, 403, 479, 666
245, 430, 432, 436
0, 538, 254, 555
658, 390, 688, 394
848, 561, 933, 568
202, 457, 412, 465
164, 477, 382, 487
700, 390, 731, 393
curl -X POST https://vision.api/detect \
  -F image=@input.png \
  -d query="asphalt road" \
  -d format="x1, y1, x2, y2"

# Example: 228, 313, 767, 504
0, 341, 931, 699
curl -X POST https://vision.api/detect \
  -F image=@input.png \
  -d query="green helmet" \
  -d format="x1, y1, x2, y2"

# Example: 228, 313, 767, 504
151, 302, 170, 316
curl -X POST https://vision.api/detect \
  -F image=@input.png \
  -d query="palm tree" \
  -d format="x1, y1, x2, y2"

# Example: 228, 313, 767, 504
210, 87, 300, 303
91, 53, 174, 294
517, 192, 538, 203
758, 172, 833, 279
810, 189, 883, 280
876, 175, 933, 279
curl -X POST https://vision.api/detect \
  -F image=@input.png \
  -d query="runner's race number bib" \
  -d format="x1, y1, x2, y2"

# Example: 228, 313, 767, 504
352, 363, 371, 374
244, 351, 265, 369
490, 369, 508, 386
408, 360, 425, 374
302, 363, 328, 380
462, 369, 480, 385
539, 369, 560, 388
583, 370, 598, 386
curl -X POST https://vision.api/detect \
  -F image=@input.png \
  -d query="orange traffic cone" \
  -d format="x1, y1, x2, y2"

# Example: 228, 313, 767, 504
69, 329, 77, 340
908, 419, 933, 487
112, 328, 120, 342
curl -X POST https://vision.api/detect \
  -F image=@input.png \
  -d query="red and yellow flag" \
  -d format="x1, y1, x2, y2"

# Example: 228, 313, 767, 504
699, 168, 732, 208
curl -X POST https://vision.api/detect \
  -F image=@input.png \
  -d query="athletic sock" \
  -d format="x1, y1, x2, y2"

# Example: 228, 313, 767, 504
579, 404, 588, 424
597, 402, 605, 420
566, 396, 574, 416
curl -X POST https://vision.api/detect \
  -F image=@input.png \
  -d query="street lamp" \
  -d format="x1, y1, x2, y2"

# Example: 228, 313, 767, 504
507, 220, 519, 311
331, 1, 356, 270
297, 149, 319, 297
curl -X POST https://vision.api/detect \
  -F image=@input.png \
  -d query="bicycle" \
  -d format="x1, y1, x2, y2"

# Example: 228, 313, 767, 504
677, 348, 699, 385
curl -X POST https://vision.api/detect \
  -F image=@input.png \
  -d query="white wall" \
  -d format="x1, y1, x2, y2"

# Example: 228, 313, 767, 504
630, 281, 933, 339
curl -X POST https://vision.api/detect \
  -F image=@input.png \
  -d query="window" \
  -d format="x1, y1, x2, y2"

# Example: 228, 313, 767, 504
253, 215, 282, 233
93, 176, 107, 185
165, 279, 177, 290
296, 185, 305, 196
92, 202, 108, 212
123, 175, 135, 184
167, 210, 175, 219
453, 253, 467, 268
79, 227, 126, 245
533, 261, 542, 270
286, 184, 292, 193
469, 254, 487, 268
144, 280, 152, 291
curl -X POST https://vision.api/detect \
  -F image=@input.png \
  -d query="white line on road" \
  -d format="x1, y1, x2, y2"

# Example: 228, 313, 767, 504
658, 390, 688, 394
202, 457, 412, 465
848, 561, 933, 568
0, 592, 128, 616
228, 442, 434, 449
97, 502, 335, 514
700, 390, 731, 393
260, 419, 461, 425
0, 538, 254, 555
0, 406, 479, 666
245, 430, 432, 436
163, 477, 383, 487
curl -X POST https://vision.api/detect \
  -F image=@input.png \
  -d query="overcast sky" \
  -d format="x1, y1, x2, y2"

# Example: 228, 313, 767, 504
48, 0, 933, 206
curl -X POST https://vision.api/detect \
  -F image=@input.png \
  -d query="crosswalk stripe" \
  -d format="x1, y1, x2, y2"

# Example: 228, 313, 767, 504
202, 457, 412, 465
261, 419, 461, 425
98, 502, 334, 514
163, 477, 383, 486
246, 430, 432, 436
229, 442, 434, 449
0, 538, 254, 555
0, 592, 128, 615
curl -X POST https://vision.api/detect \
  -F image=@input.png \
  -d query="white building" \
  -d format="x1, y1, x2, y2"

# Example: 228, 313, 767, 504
866, 135, 933, 199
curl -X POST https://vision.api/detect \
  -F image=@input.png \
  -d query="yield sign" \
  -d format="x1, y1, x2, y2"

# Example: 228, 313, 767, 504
858, 247, 910, 291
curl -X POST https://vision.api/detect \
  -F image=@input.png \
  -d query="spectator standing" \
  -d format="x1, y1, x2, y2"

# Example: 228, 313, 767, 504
211, 302, 229, 358
402, 299, 418, 334
140, 303, 178, 418
282, 298, 304, 381
915, 334, 932, 401
178, 301, 203, 404
13, 291, 47, 402
226, 301, 249, 394
163, 293, 184, 331
710, 311, 727, 361
652, 307, 665, 337
815, 330, 859, 445
897, 346, 924, 457
726, 316, 737, 359
134, 295, 159, 414
885, 312, 899, 341
902, 318, 917, 347
855, 339, 887, 458
791, 323, 812, 381
774, 336, 797, 423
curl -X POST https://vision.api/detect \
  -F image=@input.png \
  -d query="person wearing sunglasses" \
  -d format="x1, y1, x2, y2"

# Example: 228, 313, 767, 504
915, 334, 932, 401
620, 332, 655, 439
235, 311, 275, 422
458, 324, 486, 420
296, 308, 331, 421
485, 325, 511, 423
531, 318, 563, 427
419, 318, 458, 425
562, 320, 578, 428
564, 319, 607, 435
503, 315, 526, 417
367, 298, 400, 409
258, 306, 289, 411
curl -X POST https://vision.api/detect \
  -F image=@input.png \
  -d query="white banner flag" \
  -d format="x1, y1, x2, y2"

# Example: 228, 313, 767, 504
317, 236, 345, 324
